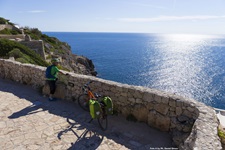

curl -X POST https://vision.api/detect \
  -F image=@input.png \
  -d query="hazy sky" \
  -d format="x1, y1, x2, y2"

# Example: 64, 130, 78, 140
1, 0, 225, 35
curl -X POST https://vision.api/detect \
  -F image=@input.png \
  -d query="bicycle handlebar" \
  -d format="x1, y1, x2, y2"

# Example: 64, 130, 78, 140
82, 80, 94, 91
84, 80, 93, 87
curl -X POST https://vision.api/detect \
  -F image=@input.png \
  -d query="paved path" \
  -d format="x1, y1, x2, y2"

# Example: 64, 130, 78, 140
0, 78, 174, 150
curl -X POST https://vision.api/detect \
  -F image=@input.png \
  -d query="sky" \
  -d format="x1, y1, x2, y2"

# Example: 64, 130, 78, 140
1, 0, 225, 35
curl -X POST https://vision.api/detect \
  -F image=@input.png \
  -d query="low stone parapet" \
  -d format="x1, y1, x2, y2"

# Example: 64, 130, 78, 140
0, 58, 222, 149
0, 34, 25, 40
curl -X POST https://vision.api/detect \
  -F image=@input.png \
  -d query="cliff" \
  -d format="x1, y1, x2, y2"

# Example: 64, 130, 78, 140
41, 33, 97, 76
0, 17, 97, 76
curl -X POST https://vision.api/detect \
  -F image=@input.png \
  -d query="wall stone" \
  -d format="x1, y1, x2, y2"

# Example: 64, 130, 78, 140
0, 58, 222, 150
0, 24, 20, 31
19, 40, 46, 60
0, 34, 46, 60
0, 34, 25, 40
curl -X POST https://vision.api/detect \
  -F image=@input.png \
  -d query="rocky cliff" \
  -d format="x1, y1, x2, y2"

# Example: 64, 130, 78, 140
0, 17, 97, 76
24, 27, 97, 76
42, 35, 97, 76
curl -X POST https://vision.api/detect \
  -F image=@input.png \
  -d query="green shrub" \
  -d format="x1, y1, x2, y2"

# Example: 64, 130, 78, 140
24, 27, 42, 40
0, 17, 14, 25
57, 65, 70, 72
16, 57, 29, 63
0, 39, 14, 56
0, 28, 11, 34
0, 28, 20, 35
219, 128, 225, 139
46, 55, 52, 59
0, 39, 48, 66
0, 17, 8, 24
8, 48, 23, 58
11, 30, 20, 35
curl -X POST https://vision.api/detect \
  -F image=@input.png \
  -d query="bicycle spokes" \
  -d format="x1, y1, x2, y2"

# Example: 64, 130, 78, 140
78, 94, 90, 111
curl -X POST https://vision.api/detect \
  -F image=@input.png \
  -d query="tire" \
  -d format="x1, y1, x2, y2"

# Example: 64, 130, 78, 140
98, 112, 108, 131
78, 94, 90, 111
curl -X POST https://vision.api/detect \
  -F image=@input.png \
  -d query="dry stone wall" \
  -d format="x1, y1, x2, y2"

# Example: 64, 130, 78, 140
0, 34, 25, 40
0, 34, 45, 60
19, 40, 46, 60
0, 24, 22, 33
0, 24, 15, 31
0, 59, 222, 149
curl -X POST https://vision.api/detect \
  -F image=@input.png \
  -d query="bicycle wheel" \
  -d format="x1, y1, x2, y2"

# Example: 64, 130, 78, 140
78, 94, 90, 111
98, 112, 108, 131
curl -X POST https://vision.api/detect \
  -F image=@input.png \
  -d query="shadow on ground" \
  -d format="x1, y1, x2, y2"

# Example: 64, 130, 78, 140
0, 78, 174, 149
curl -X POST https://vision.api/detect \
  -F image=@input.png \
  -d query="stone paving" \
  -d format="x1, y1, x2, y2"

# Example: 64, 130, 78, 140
0, 78, 174, 150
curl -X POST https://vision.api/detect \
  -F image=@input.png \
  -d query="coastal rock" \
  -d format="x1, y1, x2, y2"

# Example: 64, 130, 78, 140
47, 45, 97, 76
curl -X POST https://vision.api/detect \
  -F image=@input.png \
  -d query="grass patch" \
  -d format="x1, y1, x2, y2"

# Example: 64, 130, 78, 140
219, 128, 225, 139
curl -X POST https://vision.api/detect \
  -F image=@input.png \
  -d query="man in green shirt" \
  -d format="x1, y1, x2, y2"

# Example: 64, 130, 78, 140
47, 58, 60, 101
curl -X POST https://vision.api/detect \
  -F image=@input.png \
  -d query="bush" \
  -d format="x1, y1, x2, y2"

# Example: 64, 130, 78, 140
0, 17, 8, 24
24, 27, 42, 40
8, 48, 23, 59
0, 28, 20, 35
11, 30, 20, 35
0, 28, 11, 34
0, 17, 14, 25
16, 57, 29, 63
0, 39, 14, 56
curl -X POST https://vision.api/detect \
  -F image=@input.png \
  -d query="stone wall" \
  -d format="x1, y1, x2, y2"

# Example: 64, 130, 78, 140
0, 34, 46, 60
19, 40, 46, 60
0, 34, 25, 40
0, 59, 222, 149
0, 24, 13, 31
0, 24, 22, 32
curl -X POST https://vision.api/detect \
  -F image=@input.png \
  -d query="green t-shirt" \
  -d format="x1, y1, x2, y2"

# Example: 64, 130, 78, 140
47, 65, 59, 80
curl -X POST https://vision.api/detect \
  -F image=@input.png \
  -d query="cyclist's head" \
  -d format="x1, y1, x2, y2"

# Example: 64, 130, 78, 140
52, 58, 60, 65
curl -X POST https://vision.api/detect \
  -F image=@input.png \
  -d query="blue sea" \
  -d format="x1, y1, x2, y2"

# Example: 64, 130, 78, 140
44, 32, 225, 109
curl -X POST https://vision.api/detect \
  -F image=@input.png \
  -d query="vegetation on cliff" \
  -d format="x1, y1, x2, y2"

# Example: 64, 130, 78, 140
0, 17, 97, 76
0, 28, 21, 35
24, 27, 97, 75
0, 17, 21, 35
0, 17, 13, 25
0, 38, 48, 66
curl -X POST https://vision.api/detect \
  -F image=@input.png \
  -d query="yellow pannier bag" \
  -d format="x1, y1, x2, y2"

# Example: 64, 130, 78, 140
103, 96, 113, 115
89, 99, 102, 119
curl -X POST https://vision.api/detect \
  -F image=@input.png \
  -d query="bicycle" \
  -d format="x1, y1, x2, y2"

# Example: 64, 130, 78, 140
78, 81, 108, 130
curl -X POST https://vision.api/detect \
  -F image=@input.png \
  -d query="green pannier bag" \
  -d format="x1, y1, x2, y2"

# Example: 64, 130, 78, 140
89, 99, 102, 119
102, 96, 113, 115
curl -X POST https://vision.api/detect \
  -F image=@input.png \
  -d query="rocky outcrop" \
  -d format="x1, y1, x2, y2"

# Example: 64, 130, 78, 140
0, 17, 97, 76
43, 36, 97, 76
75, 55, 97, 76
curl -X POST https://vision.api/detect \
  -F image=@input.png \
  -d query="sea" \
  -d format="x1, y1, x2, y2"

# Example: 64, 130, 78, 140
44, 32, 225, 109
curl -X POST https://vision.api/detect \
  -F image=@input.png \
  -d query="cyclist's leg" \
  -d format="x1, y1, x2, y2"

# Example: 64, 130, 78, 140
48, 80, 56, 100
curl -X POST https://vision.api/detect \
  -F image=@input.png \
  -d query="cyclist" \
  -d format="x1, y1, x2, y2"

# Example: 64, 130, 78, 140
46, 58, 62, 101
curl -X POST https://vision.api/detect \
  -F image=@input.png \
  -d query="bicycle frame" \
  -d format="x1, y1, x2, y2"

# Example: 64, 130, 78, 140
87, 90, 96, 100
82, 81, 97, 100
